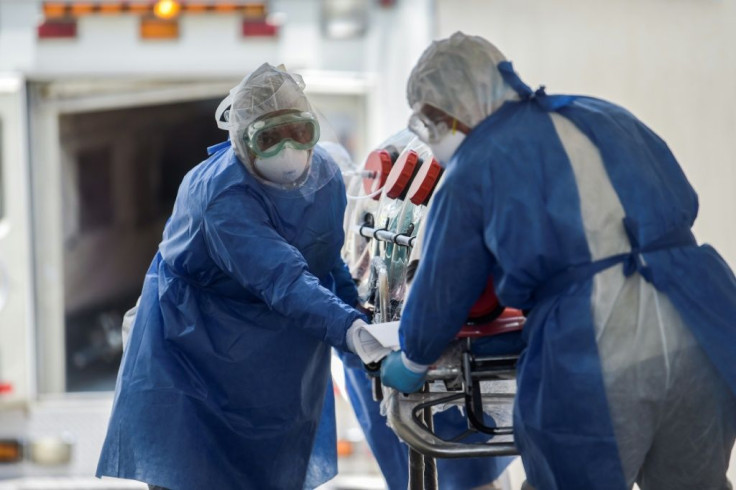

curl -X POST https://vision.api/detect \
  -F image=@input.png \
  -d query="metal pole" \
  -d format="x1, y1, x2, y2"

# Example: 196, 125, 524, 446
422, 383, 438, 490
352, 224, 416, 248
408, 447, 424, 490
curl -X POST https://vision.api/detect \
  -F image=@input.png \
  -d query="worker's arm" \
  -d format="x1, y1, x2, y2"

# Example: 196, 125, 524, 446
399, 166, 495, 366
203, 185, 361, 350
331, 259, 360, 309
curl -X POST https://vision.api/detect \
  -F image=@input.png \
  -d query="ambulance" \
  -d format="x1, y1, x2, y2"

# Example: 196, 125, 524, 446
0, 0, 430, 482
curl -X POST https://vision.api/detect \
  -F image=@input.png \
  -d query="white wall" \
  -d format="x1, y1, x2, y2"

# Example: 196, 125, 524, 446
361, 0, 434, 147
436, 0, 736, 268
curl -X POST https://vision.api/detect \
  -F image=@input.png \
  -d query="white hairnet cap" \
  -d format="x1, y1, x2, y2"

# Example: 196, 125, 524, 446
216, 62, 313, 163
407, 32, 517, 128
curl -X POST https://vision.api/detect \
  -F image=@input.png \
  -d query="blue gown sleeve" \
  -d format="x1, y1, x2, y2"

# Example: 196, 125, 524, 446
203, 186, 361, 350
399, 168, 495, 365
331, 260, 359, 307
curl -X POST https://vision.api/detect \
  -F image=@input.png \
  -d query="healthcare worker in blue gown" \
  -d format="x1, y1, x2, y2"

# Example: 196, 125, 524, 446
380, 32, 736, 490
96, 63, 370, 490
321, 140, 514, 490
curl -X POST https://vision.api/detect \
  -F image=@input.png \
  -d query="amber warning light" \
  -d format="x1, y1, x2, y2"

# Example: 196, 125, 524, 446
153, 0, 181, 19
0, 440, 23, 464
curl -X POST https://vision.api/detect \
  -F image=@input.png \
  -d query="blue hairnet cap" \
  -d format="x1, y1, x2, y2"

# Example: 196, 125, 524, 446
407, 32, 517, 128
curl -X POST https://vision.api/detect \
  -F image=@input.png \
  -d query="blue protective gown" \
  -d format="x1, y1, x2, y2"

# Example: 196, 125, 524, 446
399, 63, 736, 489
97, 142, 362, 490
339, 351, 514, 490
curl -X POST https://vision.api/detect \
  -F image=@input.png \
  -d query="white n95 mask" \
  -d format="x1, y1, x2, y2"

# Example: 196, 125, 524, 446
253, 147, 311, 186
428, 131, 466, 166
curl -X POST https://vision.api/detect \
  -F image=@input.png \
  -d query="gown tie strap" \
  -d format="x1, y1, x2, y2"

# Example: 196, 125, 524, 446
532, 217, 696, 304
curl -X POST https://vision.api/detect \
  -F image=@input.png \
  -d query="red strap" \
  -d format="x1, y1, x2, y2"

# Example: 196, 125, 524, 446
467, 277, 501, 318
457, 308, 525, 338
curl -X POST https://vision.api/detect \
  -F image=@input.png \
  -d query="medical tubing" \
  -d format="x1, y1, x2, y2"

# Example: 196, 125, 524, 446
345, 168, 385, 200
346, 184, 385, 200
342, 169, 376, 178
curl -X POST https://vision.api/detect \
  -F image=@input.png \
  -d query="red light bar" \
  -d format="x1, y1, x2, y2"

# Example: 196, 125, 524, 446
241, 18, 278, 37
38, 19, 77, 39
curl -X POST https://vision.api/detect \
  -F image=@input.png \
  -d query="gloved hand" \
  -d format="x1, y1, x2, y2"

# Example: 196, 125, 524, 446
345, 319, 399, 365
380, 350, 428, 393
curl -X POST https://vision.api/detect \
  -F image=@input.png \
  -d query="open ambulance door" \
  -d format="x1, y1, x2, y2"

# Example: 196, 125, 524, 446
0, 76, 35, 404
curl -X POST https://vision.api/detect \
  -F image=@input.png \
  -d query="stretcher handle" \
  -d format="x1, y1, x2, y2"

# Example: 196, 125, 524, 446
385, 389, 518, 458
353, 224, 416, 248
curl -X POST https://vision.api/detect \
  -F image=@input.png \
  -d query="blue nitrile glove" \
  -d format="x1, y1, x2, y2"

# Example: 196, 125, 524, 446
380, 350, 428, 393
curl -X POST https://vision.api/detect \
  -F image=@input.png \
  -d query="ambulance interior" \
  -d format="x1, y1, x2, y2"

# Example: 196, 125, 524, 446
61, 98, 223, 391
60, 91, 365, 393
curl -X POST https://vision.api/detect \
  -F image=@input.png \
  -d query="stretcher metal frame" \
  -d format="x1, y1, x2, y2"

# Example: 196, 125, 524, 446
383, 342, 519, 459
359, 224, 523, 489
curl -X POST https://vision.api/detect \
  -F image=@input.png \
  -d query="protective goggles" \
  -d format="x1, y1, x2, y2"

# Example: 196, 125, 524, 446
408, 111, 451, 144
244, 112, 320, 158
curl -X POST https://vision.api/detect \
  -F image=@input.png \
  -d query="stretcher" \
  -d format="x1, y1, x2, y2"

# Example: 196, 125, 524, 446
382, 308, 524, 461
344, 135, 526, 489
356, 223, 524, 489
